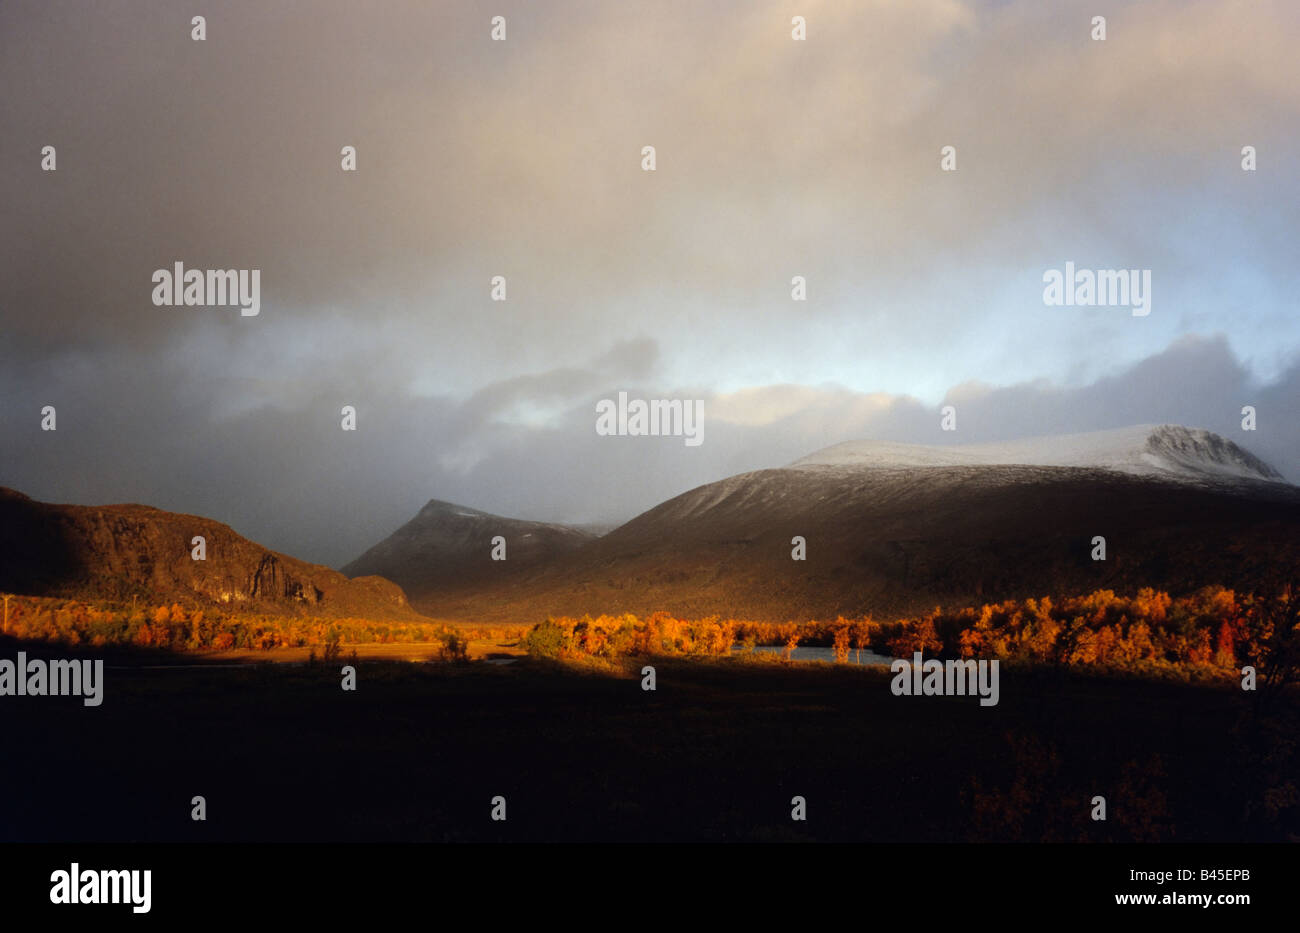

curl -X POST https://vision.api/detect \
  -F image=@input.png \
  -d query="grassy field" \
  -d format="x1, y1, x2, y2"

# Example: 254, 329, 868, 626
199, 636, 528, 664
1, 638, 1293, 843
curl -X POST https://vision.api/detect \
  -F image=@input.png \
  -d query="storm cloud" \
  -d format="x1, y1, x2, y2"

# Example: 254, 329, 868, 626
1, 0, 1297, 566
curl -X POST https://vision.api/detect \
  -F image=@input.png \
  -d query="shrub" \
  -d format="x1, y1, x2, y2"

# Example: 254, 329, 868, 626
525, 619, 568, 659
436, 629, 470, 663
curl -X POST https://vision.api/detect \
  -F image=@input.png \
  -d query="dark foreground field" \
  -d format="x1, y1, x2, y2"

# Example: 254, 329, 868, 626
2, 640, 1294, 843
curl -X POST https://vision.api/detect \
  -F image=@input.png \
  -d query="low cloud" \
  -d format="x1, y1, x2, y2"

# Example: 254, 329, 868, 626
3, 334, 1296, 568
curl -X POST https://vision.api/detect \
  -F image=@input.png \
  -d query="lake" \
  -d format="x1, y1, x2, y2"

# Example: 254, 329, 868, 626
740, 645, 895, 665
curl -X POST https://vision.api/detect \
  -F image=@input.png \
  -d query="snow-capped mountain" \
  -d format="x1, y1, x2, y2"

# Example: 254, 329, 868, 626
381, 426, 1300, 623
791, 425, 1285, 483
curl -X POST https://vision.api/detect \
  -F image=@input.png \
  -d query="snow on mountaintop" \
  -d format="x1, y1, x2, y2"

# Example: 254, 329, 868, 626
789, 425, 1286, 483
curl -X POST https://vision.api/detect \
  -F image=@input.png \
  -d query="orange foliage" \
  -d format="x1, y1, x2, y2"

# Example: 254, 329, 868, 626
4, 582, 1284, 685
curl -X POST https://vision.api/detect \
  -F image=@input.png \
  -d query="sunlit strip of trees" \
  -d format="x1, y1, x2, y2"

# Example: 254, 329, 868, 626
3, 584, 1298, 691
520, 585, 1300, 686
0, 596, 471, 652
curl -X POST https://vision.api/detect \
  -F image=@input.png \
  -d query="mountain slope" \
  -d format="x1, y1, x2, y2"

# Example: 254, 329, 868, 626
0, 487, 418, 619
791, 424, 1285, 482
407, 426, 1300, 623
342, 498, 596, 604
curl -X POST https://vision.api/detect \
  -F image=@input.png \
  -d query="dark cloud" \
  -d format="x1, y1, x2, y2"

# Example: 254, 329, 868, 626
3, 331, 1296, 567
1, 1, 1297, 566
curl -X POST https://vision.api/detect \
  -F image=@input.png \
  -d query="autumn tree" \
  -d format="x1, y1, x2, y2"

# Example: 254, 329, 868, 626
850, 617, 874, 663
1238, 582, 1300, 716
887, 615, 943, 658
832, 623, 851, 663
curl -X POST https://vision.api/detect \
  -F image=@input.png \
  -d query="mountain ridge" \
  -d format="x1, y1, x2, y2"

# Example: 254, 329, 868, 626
341, 497, 597, 603
368, 425, 1299, 622
7, 425, 1296, 625
791, 424, 1286, 483
0, 487, 420, 619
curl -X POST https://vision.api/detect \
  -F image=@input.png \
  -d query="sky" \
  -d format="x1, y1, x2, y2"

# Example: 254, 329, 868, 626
2, 0, 1298, 567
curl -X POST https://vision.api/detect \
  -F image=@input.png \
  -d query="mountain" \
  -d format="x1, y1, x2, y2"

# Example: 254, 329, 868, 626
396, 425, 1300, 623
341, 499, 597, 606
24, 424, 1290, 624
790, 424, 1286, 483
0, 487, 418, 618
